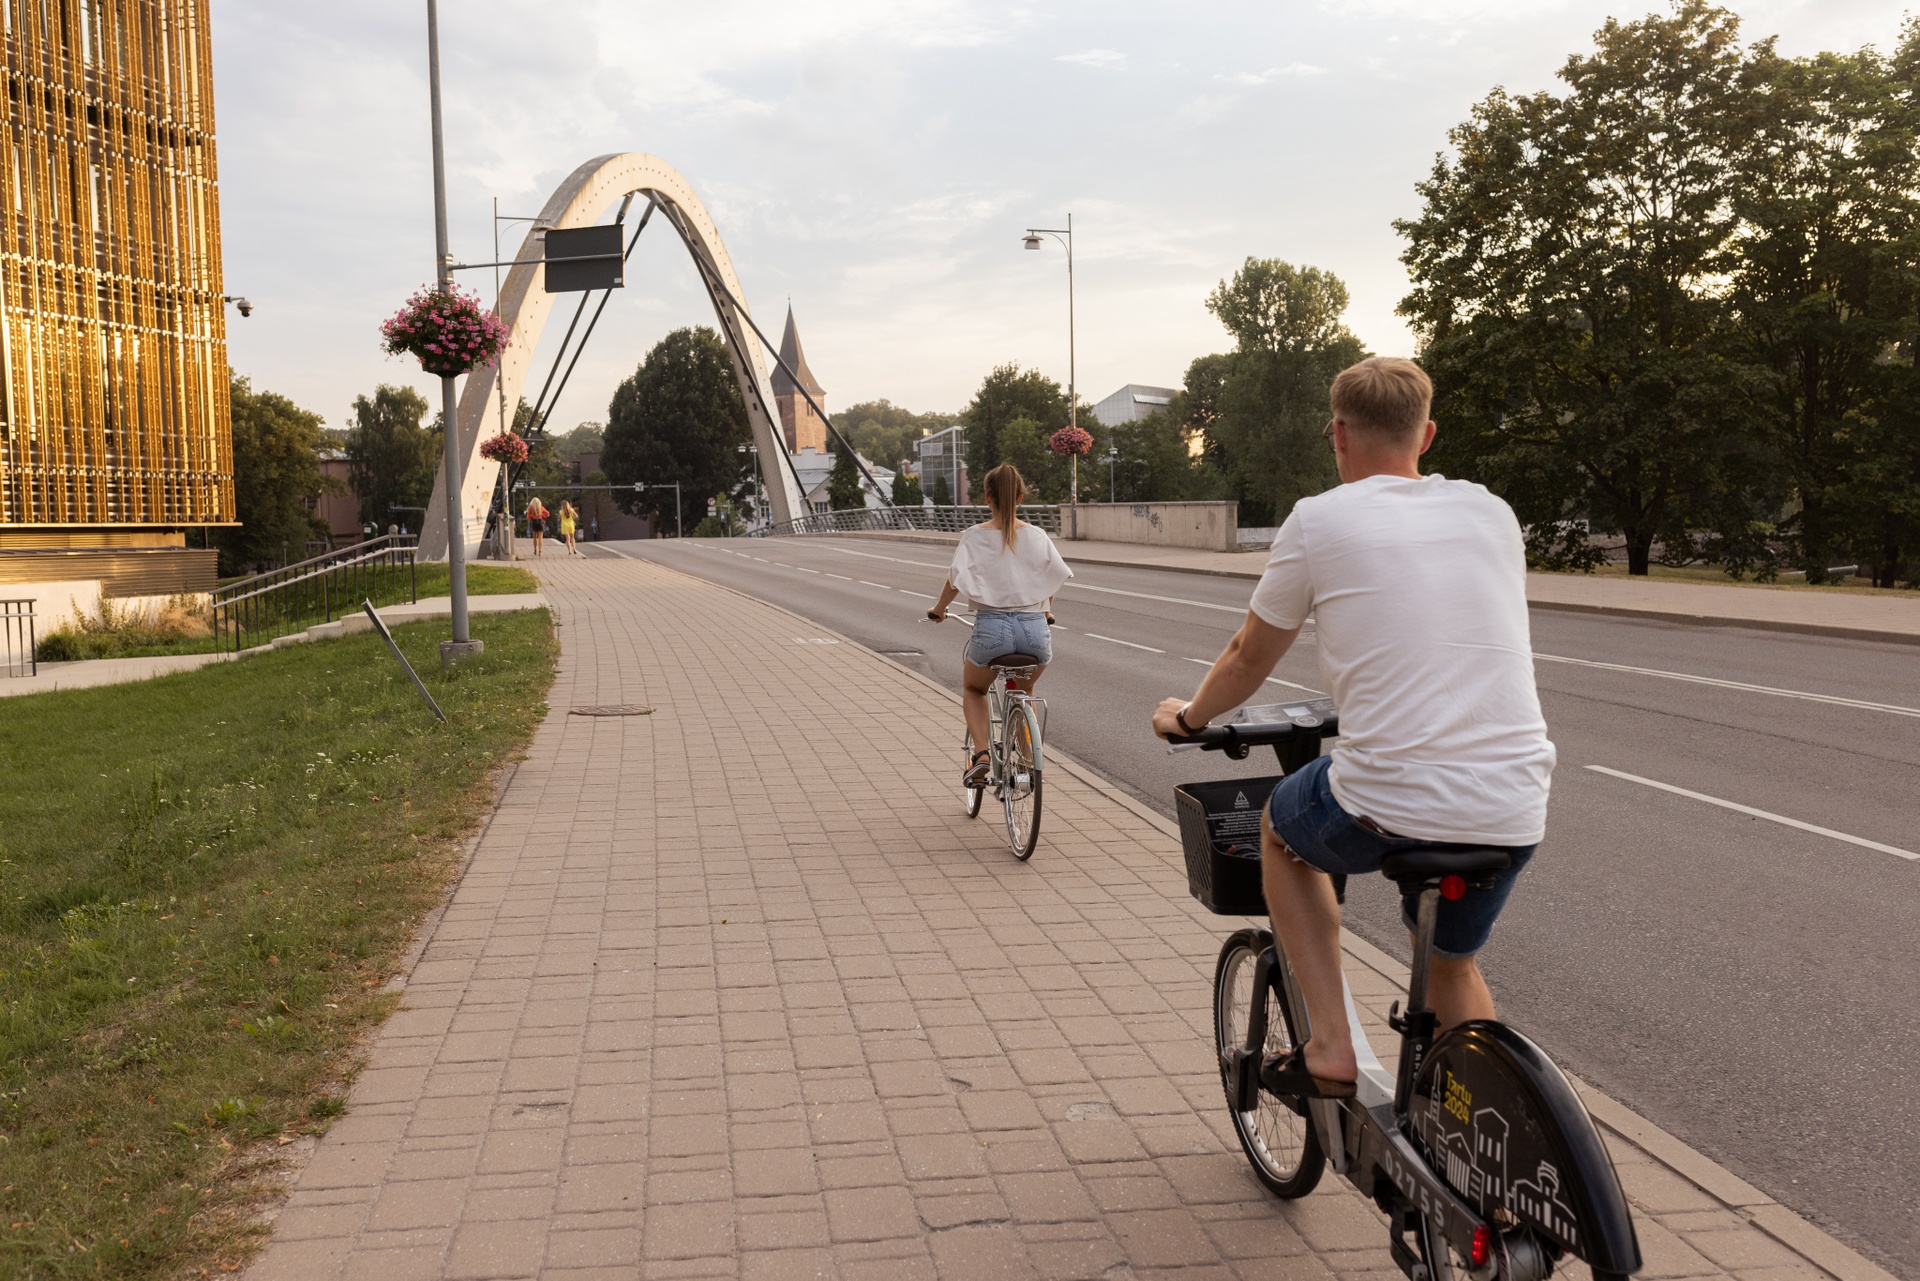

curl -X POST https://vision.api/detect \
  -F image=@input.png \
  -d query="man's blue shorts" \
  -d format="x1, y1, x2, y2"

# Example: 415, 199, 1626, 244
965, 610, 1052, 667
1266, 755, 1534, 959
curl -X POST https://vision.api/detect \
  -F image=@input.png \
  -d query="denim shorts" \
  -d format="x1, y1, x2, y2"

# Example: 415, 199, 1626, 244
964, 610, 1052, 667
1265, 755, 1534, 958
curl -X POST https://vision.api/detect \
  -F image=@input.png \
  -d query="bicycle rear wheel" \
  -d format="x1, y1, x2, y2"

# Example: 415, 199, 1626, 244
1214, 929, 1324, 1198
1001, 702, 1042, 860
963, 730, 984, 818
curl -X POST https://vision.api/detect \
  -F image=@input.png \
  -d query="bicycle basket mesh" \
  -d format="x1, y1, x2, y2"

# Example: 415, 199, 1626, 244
1174, 776, 1281, 915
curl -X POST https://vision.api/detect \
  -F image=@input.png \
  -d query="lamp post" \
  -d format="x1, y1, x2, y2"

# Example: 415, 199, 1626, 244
1023, 214, 1077, 505
425, 0, 479, 665
1104, 445, 1119, 503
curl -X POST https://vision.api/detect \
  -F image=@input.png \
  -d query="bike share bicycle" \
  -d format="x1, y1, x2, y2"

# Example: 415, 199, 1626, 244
1170, 701, 1641, 1281
963, 653, 1046, 860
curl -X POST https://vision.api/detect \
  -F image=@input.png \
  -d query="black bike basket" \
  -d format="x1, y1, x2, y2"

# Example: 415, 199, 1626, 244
1175, 776, 1282, 915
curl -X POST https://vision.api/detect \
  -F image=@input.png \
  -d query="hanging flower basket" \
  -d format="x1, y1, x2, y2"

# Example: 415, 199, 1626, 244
1049, 425, 1094, 456
479, 431, 530, 465
380, 284, 512, 377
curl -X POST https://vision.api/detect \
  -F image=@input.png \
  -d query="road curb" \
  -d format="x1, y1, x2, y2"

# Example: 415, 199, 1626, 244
633, 552, 1899, 1281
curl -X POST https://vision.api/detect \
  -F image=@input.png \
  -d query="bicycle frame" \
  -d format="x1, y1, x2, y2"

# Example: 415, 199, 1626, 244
986, 665, 1045, 783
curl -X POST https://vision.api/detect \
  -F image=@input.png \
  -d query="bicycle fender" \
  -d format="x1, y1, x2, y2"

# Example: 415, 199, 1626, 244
1410, 1020, 1642, 1275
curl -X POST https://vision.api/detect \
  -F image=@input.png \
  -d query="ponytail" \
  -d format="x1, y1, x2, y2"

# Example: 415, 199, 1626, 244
982, 464, 1027, 550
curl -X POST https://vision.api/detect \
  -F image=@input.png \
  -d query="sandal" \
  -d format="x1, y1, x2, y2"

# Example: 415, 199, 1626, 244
963, 749, 991, 787
1260, 1047, 1356, 1099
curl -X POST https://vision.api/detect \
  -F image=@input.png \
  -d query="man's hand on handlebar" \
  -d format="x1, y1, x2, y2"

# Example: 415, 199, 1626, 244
1152, 696, 1195, 741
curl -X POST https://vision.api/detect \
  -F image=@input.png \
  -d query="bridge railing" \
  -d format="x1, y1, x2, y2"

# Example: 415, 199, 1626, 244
211, 535, 418, 653
758, 505, 1062, 538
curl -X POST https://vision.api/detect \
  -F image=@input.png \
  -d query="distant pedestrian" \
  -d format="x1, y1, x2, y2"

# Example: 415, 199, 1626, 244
589, 515, 599, 542
525, 496, 548, 557
558, 501, 580, 556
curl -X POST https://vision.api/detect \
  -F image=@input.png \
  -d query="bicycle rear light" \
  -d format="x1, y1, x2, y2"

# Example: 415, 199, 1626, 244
1470, 1223, 1493, 1267
1440, 874, 1467, 901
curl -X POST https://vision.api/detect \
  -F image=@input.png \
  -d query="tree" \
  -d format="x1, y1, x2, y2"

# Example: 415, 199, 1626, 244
603, 327, 751, 532
1725, 35, 1920, 579
1399, 4, 1769, 574
1197, 260, 1365, 526
344, 384, 439, 535
995, 416, 1069, 501
216, 373, 332, 574
833, 400, 955, 475
891, 470, 924, 506
826, 447, 864, 510
1106, 406, 1219, 503
960, 365, 1070, 481
929, 474, 953, 506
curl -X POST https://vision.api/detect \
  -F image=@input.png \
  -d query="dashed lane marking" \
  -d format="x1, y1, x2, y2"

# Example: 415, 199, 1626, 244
1086, 633, 1165, 653
1539, 653, 1920, 719
826, 573, 852, 580
858, 581, 892, 590
1586, 766, 1918, 862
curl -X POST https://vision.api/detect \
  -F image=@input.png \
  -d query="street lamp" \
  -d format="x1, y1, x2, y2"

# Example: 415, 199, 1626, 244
424, 0, 479, 665
1023, 214, 1077, 504
1104, 445, 1119, 503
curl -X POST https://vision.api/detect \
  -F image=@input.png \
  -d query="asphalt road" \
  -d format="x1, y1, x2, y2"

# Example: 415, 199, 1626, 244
588, 535, 1920, 1274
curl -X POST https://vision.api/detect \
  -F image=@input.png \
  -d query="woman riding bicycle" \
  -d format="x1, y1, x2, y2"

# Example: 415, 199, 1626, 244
927, 463, 1072, 786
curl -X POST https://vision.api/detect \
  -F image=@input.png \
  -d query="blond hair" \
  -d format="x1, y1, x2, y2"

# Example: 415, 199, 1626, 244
1329, 357, 1432, 442
982, 463, 1026, 550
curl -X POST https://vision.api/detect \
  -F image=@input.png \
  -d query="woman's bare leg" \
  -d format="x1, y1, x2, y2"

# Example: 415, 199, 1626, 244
962, 660, 993, 757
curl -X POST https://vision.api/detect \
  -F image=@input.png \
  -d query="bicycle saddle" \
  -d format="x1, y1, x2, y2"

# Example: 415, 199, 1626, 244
1379, 845, 1510, 884
991, 652, 1044, 668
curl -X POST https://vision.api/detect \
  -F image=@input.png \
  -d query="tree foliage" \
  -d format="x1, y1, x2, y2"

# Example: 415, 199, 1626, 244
344, 384, 439, 536
603, 327, 752, 531
833, 400, 954, 475
1192, 260, 1366, 526
827, 447, 865, 510
1401, 3, 1920, 580
217, 373, 332, 574
891, 470, 924, 506
960, 364, 1071, 483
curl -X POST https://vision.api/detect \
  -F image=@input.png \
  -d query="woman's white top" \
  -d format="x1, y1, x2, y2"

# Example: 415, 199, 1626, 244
948, 522, 1073, 612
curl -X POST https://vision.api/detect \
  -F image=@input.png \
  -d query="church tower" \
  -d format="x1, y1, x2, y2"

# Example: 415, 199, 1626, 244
770, 305, 829, 453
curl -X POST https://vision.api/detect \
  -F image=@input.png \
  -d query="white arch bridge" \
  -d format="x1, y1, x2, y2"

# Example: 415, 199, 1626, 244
420, 152, 881, 559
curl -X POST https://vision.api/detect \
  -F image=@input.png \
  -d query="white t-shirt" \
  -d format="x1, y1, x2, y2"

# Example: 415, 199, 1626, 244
948, 522, 1073, 611
1248, 474, 1555, 846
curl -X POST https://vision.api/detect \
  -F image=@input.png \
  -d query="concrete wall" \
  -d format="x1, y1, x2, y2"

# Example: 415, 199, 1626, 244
1062, 501, 1238, 551
0, 580, 212, 634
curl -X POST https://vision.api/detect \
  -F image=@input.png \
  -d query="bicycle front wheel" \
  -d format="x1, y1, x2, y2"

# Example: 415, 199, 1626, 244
1214, 929, 1324, 1198
963, 730, 984, 818
1001, 702, 1042, 860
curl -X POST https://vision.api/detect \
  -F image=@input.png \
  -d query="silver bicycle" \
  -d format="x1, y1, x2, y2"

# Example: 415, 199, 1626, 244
963, 653, 1046, 860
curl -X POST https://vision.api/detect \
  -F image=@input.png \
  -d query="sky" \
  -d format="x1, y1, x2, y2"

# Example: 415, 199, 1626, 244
212, 0, 1910, 436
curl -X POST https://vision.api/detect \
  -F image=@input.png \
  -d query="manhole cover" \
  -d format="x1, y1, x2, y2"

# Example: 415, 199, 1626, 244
569, 705, 654, 717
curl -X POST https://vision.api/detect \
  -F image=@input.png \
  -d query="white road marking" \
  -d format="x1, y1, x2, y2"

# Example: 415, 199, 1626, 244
1539, 653, 1920, 719
1062, 581, 1246, 614
899, 590, 938, 601
598, 546, 632, 559
1180, 655, 1325, 694
1086, 633, 1165, 653
858, 580, 892, 590
1585, 766, 1918, 861
827, 547, 949, 570
826, 573, 852, 580
796, 567, 821, 574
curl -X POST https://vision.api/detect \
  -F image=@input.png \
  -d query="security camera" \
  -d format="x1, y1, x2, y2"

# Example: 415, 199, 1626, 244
224, 294, 254, 317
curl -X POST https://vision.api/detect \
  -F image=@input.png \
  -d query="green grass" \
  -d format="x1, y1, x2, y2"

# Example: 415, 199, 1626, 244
408, 563, 539, 598
0, 608, 557, 1277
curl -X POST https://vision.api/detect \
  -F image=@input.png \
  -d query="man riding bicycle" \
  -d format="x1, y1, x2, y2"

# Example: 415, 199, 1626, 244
928, 463, 1072, 786
1153, 357, 1555, 1098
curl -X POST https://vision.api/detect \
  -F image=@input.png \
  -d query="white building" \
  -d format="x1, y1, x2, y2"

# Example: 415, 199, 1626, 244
789, 446, 894, 515
1092, 383, 1177, 425
916, 425, 965, 505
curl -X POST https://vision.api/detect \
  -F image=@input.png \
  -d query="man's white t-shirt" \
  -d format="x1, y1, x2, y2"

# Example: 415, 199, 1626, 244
1248, 473, 1555, 846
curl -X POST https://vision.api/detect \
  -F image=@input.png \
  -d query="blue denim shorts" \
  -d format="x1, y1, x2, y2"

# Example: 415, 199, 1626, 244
964, 610, 1052, 667
1266, 756, 1534, 958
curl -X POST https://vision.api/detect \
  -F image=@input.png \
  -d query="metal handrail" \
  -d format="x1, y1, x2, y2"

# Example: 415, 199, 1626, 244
758, 505, 1062, 538
211, 535, 418, 653
1, 599, 35, 678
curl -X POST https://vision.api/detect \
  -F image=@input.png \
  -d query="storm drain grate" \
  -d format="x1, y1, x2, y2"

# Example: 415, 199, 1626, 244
569, 705, 654, 717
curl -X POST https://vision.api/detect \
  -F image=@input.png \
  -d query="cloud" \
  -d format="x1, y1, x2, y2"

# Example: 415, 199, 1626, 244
1055, 48, 1127, 69
1217, 63, 1329, 85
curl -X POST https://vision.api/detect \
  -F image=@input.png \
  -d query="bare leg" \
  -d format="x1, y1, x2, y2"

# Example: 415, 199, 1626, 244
1424, 952, 1496, 1031
961, 660, 993, 760
1261, 810, 1358, 1083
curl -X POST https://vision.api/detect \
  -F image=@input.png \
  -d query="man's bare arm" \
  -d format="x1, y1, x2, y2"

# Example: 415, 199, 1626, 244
1152, 611, 1301, 738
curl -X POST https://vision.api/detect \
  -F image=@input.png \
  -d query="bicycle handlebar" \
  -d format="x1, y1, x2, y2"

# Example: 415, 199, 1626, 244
1164, 698, 1339, 761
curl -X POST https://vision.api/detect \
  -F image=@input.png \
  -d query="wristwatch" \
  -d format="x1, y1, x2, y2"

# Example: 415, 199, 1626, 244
1175, 703, 1204, 735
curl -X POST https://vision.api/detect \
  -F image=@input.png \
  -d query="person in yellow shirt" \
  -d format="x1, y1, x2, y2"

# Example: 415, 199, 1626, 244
558, 501, 580, 556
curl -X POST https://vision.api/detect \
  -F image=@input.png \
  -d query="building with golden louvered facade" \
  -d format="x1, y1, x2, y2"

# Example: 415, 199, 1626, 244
0, 0, 229, 601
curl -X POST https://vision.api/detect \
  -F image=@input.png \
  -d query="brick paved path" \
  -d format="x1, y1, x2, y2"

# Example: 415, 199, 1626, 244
249, 556, 1888, 1281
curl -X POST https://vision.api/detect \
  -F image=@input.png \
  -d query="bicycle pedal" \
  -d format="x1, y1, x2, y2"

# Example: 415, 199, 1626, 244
1222, 1047, 1261, 1112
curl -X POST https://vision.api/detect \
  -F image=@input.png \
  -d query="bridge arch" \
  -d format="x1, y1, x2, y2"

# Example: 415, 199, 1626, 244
420, 152, 808, 559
